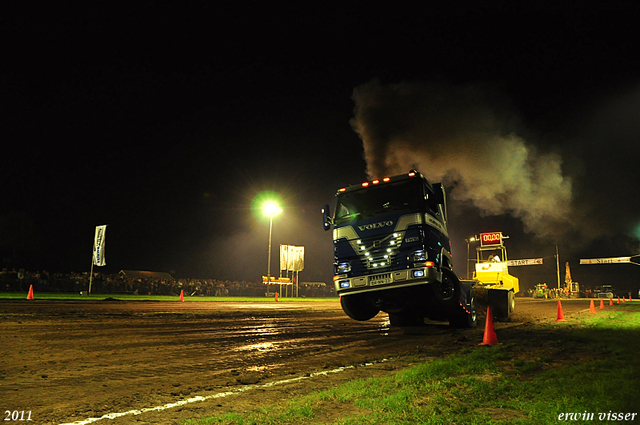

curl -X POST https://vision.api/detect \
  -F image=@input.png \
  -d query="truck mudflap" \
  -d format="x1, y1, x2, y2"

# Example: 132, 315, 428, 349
448, 280, 478, 328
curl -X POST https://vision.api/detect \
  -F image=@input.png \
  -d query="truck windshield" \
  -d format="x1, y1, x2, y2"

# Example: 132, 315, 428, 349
335, 179, 424, 225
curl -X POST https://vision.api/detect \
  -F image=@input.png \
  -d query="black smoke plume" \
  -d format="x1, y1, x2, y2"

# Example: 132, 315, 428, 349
350, 80, 574, 240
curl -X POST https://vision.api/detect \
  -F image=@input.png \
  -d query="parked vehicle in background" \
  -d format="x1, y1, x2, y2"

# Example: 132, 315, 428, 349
534, 283, 548, 299
596, 285, 614, 299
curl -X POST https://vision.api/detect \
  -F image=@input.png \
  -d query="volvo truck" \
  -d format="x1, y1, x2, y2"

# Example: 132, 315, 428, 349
322, 170, 477, 328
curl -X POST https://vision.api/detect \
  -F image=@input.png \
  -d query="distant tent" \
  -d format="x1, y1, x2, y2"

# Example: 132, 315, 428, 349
119, 270, 174, 280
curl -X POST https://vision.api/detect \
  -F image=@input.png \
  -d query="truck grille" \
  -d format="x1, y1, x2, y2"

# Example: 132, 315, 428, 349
358, 247, 401, 272
352, 231, 407, 273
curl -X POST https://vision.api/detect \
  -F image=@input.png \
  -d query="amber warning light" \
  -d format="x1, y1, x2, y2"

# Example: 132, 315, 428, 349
480, 232, 502, 247
360, 177, 392, 188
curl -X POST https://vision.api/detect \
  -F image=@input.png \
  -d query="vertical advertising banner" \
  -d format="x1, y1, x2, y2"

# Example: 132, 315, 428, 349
289, 245, 305, 272
280, 245, 305, 272
280, 244, 289, 271
93, 225, 107, 266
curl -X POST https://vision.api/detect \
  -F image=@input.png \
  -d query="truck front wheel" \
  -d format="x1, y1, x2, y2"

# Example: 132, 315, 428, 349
340, 294, 380, 321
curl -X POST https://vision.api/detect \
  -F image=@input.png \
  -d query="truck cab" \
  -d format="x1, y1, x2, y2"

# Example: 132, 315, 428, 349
323, 171, 476, 328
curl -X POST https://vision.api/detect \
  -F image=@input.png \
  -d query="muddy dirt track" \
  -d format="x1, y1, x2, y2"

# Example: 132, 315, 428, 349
0, 297, 595, 425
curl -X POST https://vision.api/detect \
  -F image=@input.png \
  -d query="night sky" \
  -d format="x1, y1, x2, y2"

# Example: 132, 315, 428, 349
3, 2, 640, 293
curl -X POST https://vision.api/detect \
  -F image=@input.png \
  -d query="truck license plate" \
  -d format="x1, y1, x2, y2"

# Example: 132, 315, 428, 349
370, 277, 391, 285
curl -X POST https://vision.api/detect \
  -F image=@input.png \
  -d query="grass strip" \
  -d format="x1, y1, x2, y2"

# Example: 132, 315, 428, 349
185, 304, 640, 425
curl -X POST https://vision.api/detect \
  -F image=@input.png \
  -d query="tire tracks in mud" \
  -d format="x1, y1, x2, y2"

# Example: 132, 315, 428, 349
0, 298, 585, 424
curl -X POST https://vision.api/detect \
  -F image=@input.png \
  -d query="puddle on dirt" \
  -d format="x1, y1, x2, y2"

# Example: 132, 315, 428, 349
378, 317, 391, 335
215, 321, 286, 337
233, 327, 282, 337
233, 341, 279, 352
245, 364, 284, 372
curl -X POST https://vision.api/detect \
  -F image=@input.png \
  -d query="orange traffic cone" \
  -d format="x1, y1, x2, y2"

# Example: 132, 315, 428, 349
609, 298, 614, 306
26, 285, 34, 300
618, 297, 621, 304
179, 290, 184, 302
479, 307, 500, 346
556, 300, 566, 322
589, 299, 596, 313
275, 292, 279, 302
623, 296, 627, 303
630, 295, 633, 302
600, 299, 605, 309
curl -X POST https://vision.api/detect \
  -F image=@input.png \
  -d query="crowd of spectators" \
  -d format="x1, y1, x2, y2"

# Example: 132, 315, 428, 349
524, 284, 639, 299
0, 268, 336, 297
525, 286, 572, 298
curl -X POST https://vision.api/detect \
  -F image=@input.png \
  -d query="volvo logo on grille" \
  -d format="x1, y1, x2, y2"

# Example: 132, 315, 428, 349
358, 221, 394, 231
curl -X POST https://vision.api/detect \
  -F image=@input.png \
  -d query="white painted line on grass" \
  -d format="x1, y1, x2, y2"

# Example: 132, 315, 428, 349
59, 360, 386, 425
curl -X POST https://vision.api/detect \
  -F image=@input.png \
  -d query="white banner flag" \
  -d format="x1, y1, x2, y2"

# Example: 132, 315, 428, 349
280, 245, 305, 272
506, 258, 543, 266
282, 245, 303, 272
290, 246, 304, 272
287, 246, 295, 271
280, 245, 289, 271
93, 225, 107, 266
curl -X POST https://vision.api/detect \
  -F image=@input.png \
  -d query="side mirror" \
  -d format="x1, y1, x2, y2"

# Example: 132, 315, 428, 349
432, 183, 448, 223
322, 204, 332, 231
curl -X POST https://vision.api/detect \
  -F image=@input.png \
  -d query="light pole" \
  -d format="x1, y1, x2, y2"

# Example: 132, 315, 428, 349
465, 236, 478, 280
263, 201, 282, 295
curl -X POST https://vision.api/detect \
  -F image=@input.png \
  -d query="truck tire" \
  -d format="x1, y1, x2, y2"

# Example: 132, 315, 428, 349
340, 294, 380, 321
389, 312, 424, 327
431, 269, 460, 309
449, 289, 478, 328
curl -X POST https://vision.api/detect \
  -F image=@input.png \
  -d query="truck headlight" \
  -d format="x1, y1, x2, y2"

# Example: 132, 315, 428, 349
412, 250, 426, 261
339, 280, 350, 288
337, 262, 351, 273
412, 269, 425, 278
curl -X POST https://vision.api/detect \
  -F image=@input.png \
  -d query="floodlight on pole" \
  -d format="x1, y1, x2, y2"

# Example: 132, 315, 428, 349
263, 201, 282, 295
263, 201, 282, 219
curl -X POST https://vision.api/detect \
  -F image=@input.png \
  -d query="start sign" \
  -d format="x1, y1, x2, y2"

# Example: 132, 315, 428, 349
480, 232, 502, 247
